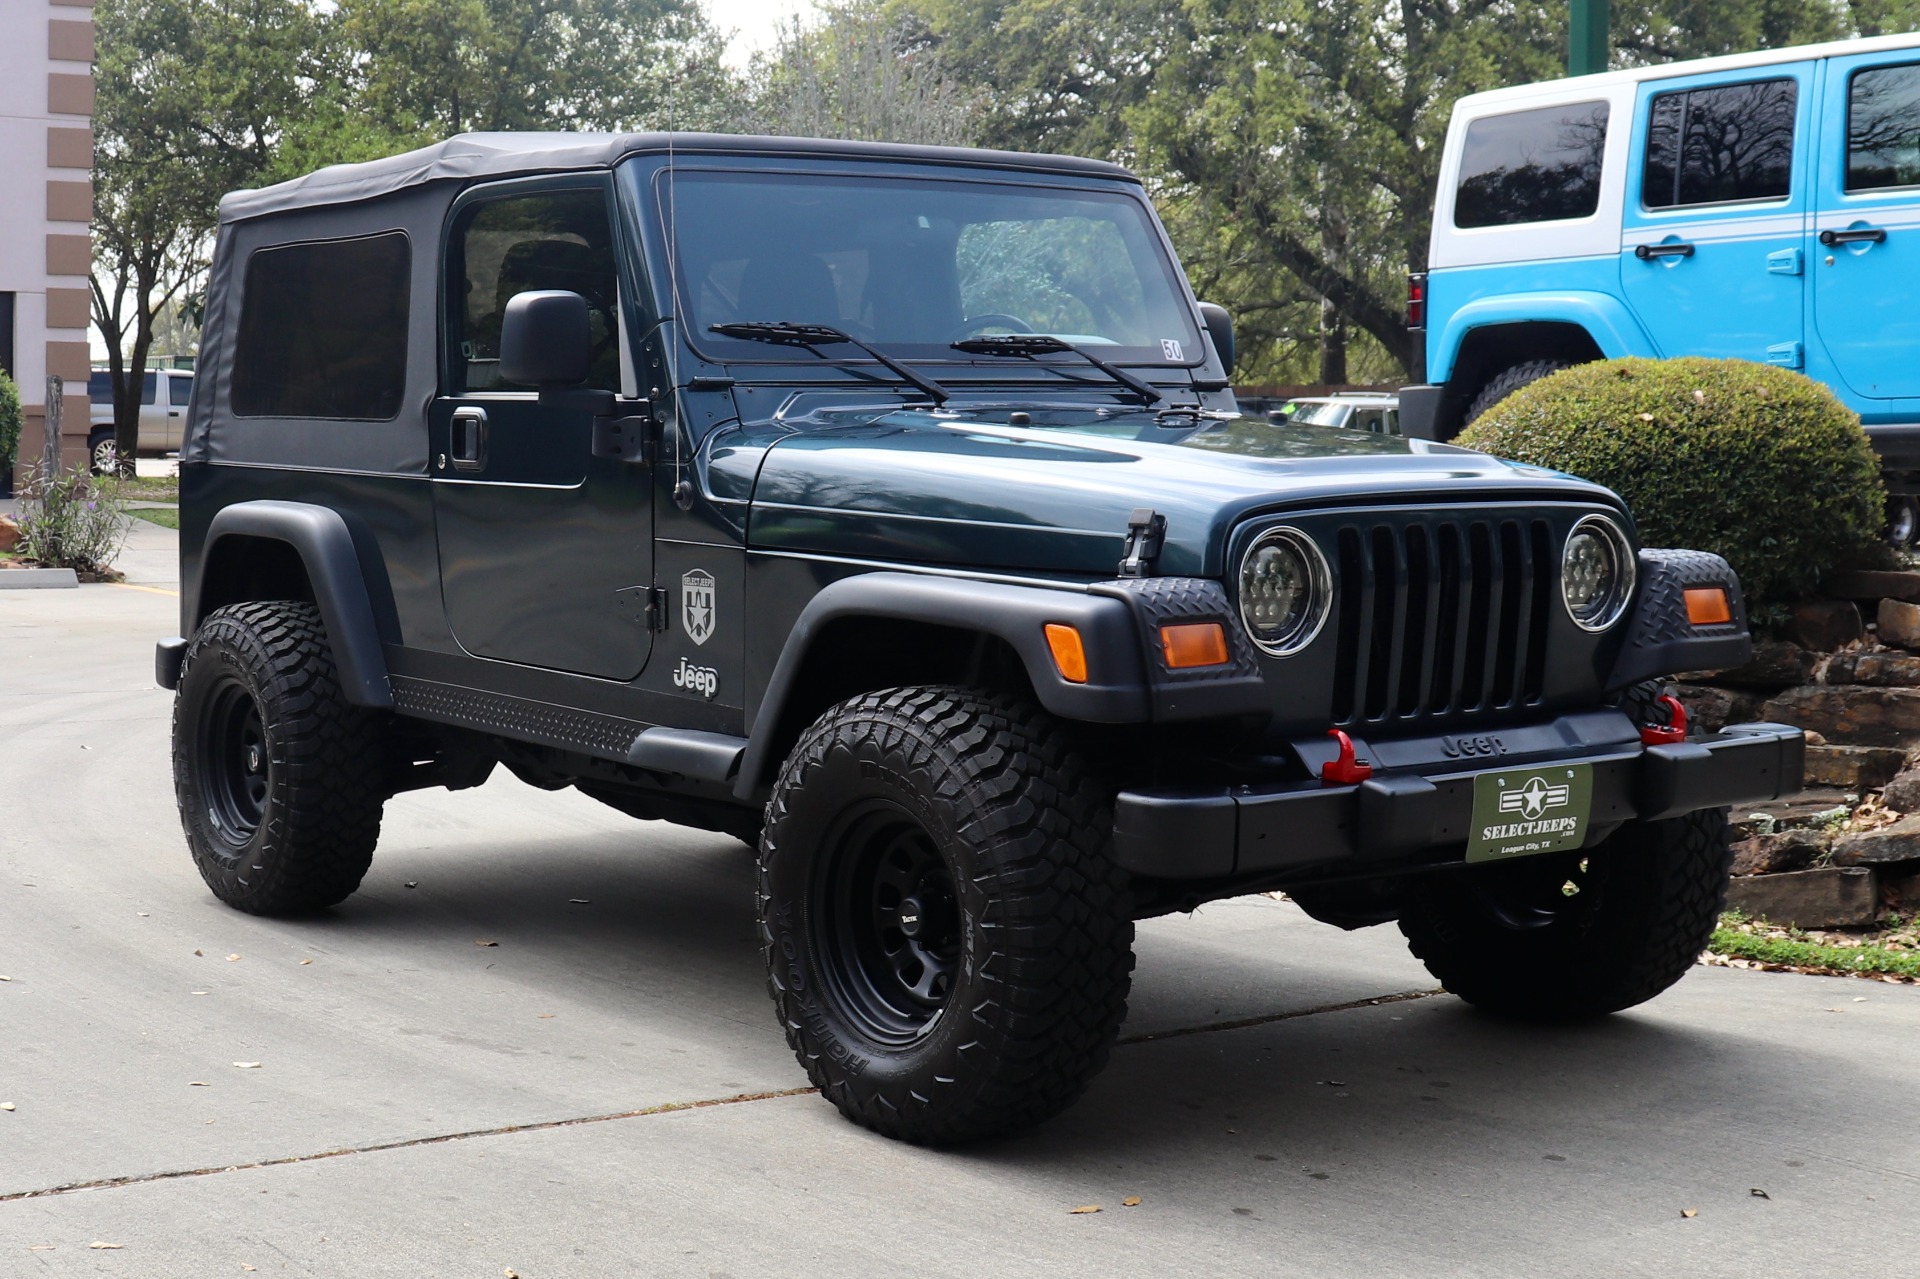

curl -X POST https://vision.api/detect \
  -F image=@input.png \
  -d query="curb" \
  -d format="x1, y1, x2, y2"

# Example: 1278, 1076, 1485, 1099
0, 568, 80, 590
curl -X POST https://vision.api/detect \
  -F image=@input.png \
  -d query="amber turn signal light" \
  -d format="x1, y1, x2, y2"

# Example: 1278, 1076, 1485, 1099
1160, 622, 1230, 669
1684, 587, 1732, 626
1044, 623, 1088, 684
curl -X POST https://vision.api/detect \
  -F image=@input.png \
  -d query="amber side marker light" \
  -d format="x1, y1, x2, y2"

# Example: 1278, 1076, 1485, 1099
1160, 622, 1230, 669
1044, 624, 1088, 683
1684, 587, 1732, 626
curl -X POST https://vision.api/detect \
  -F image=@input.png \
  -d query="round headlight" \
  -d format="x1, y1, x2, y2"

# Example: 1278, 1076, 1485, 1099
1238, 527, 1331, 656
1561, 514, 1635, 632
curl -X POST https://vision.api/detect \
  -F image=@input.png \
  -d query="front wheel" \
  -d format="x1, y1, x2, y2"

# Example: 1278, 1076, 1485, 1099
758, 687, 1133, 1144
1399, 807, 1731, 1019
172, 601, 389, 914
88, 428, 118, 477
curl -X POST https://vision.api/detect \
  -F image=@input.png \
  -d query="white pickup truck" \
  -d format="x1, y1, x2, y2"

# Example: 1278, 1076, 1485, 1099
87, 367, 194, 473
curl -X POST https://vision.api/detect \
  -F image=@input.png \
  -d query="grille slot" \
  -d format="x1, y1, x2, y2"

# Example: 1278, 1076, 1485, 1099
1329, 516, 1554, 727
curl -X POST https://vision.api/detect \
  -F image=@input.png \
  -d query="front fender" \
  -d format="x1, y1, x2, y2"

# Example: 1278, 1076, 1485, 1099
193, 501, 393, 708
1430, 291, 1656, 383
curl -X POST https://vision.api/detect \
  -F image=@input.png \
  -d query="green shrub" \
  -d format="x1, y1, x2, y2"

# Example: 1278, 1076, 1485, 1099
14, 464, 130, 574
0, 370, 20, 467
1456, 358, 1883, 620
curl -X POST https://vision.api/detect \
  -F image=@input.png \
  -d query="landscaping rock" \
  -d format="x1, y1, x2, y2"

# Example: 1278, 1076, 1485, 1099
1819, 649, 1920, 687
0, 515, 18, 553
1880, 599, 1920, 651
1803, 744, 1908, 791
1885, 869, 1920, 908
1783, 598, 1864, 651
1672, 683, 1766, 734
1725, 866, 1879, 929
1681, 639, 1819, 688
1822, 568, 1920, 604
1761, 684, 1920, 746
1882, 769, 1920, 813
1730, 828, 1830, 877
1832, 814, 1920, 865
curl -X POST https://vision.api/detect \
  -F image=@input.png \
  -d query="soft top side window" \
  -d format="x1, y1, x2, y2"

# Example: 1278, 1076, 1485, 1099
1847, 62, 1920, 192
1642, 78, 1797, 209
448, 187, 619, 393
1453, 101, 1610, 229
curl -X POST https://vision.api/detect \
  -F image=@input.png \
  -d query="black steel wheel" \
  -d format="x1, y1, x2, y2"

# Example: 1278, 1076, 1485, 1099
173, 600, 388, 914
1399, 807, 1732, 1020
759, 686, 1133, 1145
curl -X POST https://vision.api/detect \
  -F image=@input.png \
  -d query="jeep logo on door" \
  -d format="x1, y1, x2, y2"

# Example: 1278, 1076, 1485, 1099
681, 570, 716, 646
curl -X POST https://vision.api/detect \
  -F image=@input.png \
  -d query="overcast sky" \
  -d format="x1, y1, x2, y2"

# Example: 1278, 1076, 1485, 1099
703, 0, 813, 68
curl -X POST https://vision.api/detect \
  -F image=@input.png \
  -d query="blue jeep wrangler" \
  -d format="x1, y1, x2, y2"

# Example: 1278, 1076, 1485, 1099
1401, 33, 1920, 535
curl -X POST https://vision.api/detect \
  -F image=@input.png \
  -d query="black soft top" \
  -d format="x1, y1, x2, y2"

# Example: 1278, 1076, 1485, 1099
218, 132, 1140, 224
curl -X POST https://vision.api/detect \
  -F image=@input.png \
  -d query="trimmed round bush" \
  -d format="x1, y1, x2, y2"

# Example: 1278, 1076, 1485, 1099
1456, 357, 1883, 619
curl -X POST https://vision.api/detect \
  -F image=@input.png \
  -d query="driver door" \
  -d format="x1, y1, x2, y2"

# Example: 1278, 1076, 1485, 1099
431, 175, 655, 681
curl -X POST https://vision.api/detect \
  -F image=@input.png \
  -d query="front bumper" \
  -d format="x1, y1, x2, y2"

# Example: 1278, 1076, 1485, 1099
1113, 720, 1803, 880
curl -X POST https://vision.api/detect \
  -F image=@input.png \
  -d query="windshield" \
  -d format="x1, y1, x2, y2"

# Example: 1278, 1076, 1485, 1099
1289, 401, 1352, 427
650, 169, 1202, 367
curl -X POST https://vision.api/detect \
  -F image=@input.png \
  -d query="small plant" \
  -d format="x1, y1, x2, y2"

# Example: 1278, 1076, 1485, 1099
0, 370, 20, 471
13, 463, 130, 576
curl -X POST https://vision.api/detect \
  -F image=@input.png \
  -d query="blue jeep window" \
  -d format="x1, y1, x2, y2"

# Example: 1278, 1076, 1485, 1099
1848, 63, 1920, 192
1453, 102, 1609, 228
1643, 79, 1796, 209
231, 232, 410, 420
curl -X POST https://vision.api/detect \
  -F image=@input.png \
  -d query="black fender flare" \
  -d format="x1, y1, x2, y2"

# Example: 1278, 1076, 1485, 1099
732, 572, 1149, 801
191, 501, 394, 708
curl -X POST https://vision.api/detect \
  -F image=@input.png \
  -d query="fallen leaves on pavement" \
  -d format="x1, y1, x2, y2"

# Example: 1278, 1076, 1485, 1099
1069, 1205, 1101, 1214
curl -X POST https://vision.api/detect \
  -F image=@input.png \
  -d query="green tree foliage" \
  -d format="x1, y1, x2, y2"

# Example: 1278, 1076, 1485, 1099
0, 370, 22, 470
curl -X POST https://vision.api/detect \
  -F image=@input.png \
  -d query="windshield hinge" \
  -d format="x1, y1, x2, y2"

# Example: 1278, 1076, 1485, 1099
1117, 508, 1167, 578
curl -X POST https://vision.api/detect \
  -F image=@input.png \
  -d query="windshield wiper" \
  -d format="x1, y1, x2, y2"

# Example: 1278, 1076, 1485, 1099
951, 334, 1163, 405
710, 321, 950, 404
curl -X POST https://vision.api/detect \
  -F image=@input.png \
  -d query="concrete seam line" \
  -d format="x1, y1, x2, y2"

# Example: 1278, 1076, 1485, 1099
1116, 988, 1446, 1046
0, 1086, 820, 1204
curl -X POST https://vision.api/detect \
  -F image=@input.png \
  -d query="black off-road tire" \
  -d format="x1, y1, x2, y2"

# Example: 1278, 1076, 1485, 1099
172, 600, 388, 914
1399, 807, 1731, 1019
758, 687, 1134, 1144
1465, 359, 1572, 425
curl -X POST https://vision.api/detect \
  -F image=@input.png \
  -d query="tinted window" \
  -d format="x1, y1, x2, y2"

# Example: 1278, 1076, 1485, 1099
88, 371, 110, 400
1643, 79, 1796, 208
231, 232, 410, 419
1454, 102, 1610, 228
140, 372, 156, 404
1848, 62, 1920, 192
169, 375, 193, 407
450, 189, 618, 393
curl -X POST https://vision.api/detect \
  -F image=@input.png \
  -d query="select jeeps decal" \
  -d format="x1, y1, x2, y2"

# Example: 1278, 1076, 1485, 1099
1466, 764, 1593, 864
682, 569, 716, 646
673, 657, 719, 700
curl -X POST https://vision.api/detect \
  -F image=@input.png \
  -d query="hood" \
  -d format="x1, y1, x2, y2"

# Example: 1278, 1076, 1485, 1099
740, 407, 1624, 577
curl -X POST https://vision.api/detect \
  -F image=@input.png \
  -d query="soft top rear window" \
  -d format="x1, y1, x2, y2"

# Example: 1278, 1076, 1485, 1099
1454, 101, 1610, 228
232, 232, 410, 420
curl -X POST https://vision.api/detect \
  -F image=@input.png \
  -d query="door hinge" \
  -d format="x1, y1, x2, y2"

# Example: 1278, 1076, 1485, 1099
592, 402, 656, 464
1117, 507, 1167, 578
1765, 341, 1804, 369
642, 585, 669, 632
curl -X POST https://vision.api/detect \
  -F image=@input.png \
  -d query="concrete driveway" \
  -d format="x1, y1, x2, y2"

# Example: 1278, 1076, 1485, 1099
2, 522, 1916, 1276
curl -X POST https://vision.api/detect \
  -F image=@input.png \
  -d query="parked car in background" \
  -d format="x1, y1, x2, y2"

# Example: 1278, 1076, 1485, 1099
1283, 392, 1402, 434
1398, 32, 1920, 538
87, 367, 194, 472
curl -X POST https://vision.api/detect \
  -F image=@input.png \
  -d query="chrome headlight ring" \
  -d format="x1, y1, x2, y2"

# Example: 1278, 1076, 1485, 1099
1237, 526, 1332, 657
1561, 514, 1636, 633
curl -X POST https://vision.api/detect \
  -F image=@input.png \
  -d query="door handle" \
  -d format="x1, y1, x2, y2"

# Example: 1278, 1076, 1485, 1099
1633, 242, 1696, 260
1819, 227, 1887, 246
450, 406, 489, 473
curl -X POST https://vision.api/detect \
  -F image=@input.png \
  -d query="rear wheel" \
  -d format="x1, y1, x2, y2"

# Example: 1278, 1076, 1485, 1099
1886, 495, 1917, 550
758, 687, 1133, 1144
1465, 359, 1571, 425
1399, 807, 1731, 1019
173, 601, 388, 914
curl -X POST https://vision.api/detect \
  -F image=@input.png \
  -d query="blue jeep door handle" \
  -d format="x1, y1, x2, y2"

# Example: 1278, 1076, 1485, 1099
1818, 226, 1887, 246
1633, 242, 1695, 260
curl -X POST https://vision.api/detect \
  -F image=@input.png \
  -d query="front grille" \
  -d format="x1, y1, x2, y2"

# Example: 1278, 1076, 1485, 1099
1330, 516, 1554, 726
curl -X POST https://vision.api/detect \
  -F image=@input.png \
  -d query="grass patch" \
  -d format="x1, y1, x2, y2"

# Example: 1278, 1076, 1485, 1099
128, 506, 179, 530
1708, 910, 1920, 981
117, 475, 179, 502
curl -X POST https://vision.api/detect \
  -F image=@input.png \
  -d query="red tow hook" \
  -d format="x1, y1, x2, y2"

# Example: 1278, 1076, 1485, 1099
1640, 694, 1689, 746
1320, 728, 1374, 784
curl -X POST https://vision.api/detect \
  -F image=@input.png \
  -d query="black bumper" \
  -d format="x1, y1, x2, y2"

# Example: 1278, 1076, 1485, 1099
1113, 721, 1803, 880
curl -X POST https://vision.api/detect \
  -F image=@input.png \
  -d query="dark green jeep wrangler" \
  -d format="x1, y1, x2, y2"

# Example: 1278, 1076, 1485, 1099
162, 133, 1801, 1144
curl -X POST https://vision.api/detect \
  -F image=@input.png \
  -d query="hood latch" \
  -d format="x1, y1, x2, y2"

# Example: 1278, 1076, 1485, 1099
1117, 507, 1166, 578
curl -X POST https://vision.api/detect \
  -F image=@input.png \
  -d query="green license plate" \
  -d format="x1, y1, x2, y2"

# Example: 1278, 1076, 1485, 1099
1466, 763, 1594, 863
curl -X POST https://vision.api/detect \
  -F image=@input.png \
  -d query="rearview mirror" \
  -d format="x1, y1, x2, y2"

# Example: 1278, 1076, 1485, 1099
1197, 302, 1235, 378
500, 290, 591, 386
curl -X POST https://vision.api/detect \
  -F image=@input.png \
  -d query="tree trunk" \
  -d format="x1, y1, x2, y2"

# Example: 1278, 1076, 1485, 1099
1319, 299, 1348, 385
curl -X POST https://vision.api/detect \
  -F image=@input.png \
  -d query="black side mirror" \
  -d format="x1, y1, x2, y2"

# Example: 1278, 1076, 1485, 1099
500, 290, 591, 386
1197, 302, 1235, 378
